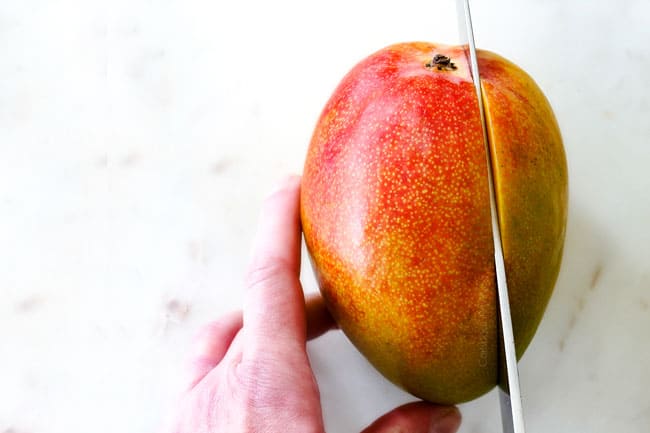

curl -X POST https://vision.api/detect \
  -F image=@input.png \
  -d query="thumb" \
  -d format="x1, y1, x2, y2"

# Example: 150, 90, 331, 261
361, 402, 461, 433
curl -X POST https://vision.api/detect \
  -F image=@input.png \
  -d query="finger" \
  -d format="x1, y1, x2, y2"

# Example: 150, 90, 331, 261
361, 402, 461, 433
193, 294, 336, 390
243, 175, 306, 355
305, 292, 338, 340
186, 310, 242, 389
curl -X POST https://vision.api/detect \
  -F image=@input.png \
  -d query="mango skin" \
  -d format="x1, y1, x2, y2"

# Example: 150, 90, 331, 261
300, 42, 567, 404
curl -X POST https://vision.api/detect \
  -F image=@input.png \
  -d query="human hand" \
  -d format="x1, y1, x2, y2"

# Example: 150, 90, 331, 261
166, 175, 462, 433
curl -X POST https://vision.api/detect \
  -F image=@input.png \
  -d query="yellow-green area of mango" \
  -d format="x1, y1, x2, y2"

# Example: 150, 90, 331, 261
480, 48, 568, 362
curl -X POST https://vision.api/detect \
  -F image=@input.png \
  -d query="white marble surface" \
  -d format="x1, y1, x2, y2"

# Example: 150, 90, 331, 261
1, 1, 649, 432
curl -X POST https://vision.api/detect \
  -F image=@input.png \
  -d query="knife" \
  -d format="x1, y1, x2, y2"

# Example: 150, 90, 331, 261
455, 1, 526, 432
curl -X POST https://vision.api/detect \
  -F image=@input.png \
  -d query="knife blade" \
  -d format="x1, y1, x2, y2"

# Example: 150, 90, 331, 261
454, 1, 526, 432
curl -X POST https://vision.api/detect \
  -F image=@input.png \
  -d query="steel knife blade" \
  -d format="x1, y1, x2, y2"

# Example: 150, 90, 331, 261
454, 1, 526, 432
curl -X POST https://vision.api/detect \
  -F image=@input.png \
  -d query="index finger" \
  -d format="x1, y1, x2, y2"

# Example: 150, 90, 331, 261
242, 175, 307, 356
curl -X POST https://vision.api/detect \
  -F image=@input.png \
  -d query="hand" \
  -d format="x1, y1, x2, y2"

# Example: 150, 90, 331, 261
167, 175, 462, 433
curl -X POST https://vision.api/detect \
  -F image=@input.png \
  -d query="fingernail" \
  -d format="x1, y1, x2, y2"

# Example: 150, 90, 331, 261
267, 174, 300, 196
429, 408, 461, 433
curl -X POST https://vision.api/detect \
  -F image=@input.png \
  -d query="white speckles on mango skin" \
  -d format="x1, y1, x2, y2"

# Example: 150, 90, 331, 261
301, 42, 499, 404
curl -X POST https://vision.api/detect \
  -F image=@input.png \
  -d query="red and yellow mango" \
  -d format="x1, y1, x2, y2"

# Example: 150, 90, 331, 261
301, 42, 567, 404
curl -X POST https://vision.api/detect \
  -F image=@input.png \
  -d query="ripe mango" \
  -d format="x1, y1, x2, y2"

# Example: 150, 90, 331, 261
301, 42, 568, 404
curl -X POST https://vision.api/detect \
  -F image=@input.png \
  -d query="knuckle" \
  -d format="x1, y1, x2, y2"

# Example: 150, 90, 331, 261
245, 257, 293, 292
221, 355, 324, 433
228, 358, 279, 410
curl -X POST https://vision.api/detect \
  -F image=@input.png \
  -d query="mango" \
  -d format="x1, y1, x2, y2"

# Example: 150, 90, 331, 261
300, 42, 568, 404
